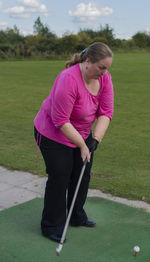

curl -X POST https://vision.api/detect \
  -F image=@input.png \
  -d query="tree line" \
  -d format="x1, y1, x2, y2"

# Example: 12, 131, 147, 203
0, 17, 150, 59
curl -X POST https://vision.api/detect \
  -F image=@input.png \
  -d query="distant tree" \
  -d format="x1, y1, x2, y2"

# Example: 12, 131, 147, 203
24, 35, 37, 46
78, 24, 115, 46
90, 36, 107, 45
2, 25, 24, 44
98, 24, 115, 45
0, 30, 7, 43
132, 32, 150, 48
78, 28, 99, 39
1, 18, 150, 59
59, 33, 79, 54
33, 17, 56, 38
112, 38, 123, 48
76, 31, 92, 51
124, 39, 136, 49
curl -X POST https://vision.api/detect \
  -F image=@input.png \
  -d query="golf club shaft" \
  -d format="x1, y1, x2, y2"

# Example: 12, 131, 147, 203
57, 158, 88, 249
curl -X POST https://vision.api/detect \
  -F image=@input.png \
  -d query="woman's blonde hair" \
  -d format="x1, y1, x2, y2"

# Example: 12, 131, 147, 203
65, 42, 113, 68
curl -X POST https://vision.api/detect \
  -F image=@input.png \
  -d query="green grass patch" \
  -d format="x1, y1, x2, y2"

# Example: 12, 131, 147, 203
0, 198, 150, 262
0, 53, 150, 202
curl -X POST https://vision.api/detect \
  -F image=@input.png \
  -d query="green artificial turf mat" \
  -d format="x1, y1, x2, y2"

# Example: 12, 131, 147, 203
0, 197, 150, 262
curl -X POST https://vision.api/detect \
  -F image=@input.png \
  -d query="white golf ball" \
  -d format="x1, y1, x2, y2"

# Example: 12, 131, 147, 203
133, 246, 140, 252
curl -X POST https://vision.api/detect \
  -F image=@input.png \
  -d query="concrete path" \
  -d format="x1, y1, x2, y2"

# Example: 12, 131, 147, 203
0, 166, 46, 211
0, 166, 150, 213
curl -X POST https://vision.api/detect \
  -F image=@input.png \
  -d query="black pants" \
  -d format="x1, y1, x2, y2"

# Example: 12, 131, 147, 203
34, 127, 94, 236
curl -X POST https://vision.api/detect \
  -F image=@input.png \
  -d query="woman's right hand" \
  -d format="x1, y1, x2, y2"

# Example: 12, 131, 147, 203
80, 144, 91, 163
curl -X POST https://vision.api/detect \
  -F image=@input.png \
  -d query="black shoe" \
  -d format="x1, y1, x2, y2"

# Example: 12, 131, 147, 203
47, 234, 66, 243
70, 218, 96, 227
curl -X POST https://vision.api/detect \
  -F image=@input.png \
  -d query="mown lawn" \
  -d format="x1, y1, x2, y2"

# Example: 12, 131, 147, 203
0, 52, 149, 203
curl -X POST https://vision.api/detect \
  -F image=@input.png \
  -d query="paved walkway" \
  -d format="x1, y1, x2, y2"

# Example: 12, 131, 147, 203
0, 166, 150, 213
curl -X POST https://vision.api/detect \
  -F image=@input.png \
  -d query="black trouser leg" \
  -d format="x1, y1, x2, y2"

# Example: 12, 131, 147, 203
34, 127, 94, 234
34, 127, 73, 235
67, 138, 94, 224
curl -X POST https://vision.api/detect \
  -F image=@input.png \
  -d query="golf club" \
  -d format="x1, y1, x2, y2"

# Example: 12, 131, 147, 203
56, 158, 88, 256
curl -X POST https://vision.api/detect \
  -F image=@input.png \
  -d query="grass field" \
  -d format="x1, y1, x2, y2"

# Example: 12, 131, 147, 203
0, 52, 150, 203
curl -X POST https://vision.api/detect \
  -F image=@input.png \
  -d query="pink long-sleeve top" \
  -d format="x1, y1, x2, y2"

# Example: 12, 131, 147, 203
34, 63, 114, 148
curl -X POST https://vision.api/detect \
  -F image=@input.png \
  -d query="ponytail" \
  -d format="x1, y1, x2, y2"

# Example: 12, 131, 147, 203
65, 50, 87, 68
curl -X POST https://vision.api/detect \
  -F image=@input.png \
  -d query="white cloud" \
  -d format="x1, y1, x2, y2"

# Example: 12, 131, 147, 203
0, 1, 2, 8
5, 6, 28, 18
69, 2, 113, 23
4, 0, 48, 18
18, 0, 40, 8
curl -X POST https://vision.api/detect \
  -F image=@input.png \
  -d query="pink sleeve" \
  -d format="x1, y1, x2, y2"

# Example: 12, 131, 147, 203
51, 73, 77, 128
97, 72, 114, 120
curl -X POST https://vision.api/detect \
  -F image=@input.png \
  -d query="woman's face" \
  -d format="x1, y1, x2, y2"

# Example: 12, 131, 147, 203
86, 57, 112, 79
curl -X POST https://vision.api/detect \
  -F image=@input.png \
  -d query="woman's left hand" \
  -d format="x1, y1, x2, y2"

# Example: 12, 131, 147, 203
87, 137, 99, 152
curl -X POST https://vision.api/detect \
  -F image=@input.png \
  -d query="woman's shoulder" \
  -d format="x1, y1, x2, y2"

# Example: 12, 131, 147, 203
60, 64, 80, 79
54, 64, 80, 93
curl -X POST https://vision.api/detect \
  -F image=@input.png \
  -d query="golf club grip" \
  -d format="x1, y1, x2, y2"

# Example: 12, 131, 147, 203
60, 158, 88, 244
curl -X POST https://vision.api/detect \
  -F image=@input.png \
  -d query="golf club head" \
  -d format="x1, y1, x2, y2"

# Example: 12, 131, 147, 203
56, 243, 63, 256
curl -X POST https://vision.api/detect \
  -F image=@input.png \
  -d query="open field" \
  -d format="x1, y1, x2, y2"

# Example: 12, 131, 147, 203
0, 52, 149, 202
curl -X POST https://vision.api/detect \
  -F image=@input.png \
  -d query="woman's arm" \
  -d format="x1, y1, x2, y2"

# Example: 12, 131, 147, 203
60, 122, 91, 162
93, 115, 110, 143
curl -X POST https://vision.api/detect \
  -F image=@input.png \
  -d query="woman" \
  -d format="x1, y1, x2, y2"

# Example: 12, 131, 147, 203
34, 42, 114, 243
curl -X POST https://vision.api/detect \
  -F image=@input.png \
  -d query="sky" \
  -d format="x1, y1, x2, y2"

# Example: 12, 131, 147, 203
0, 0, 150, 39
